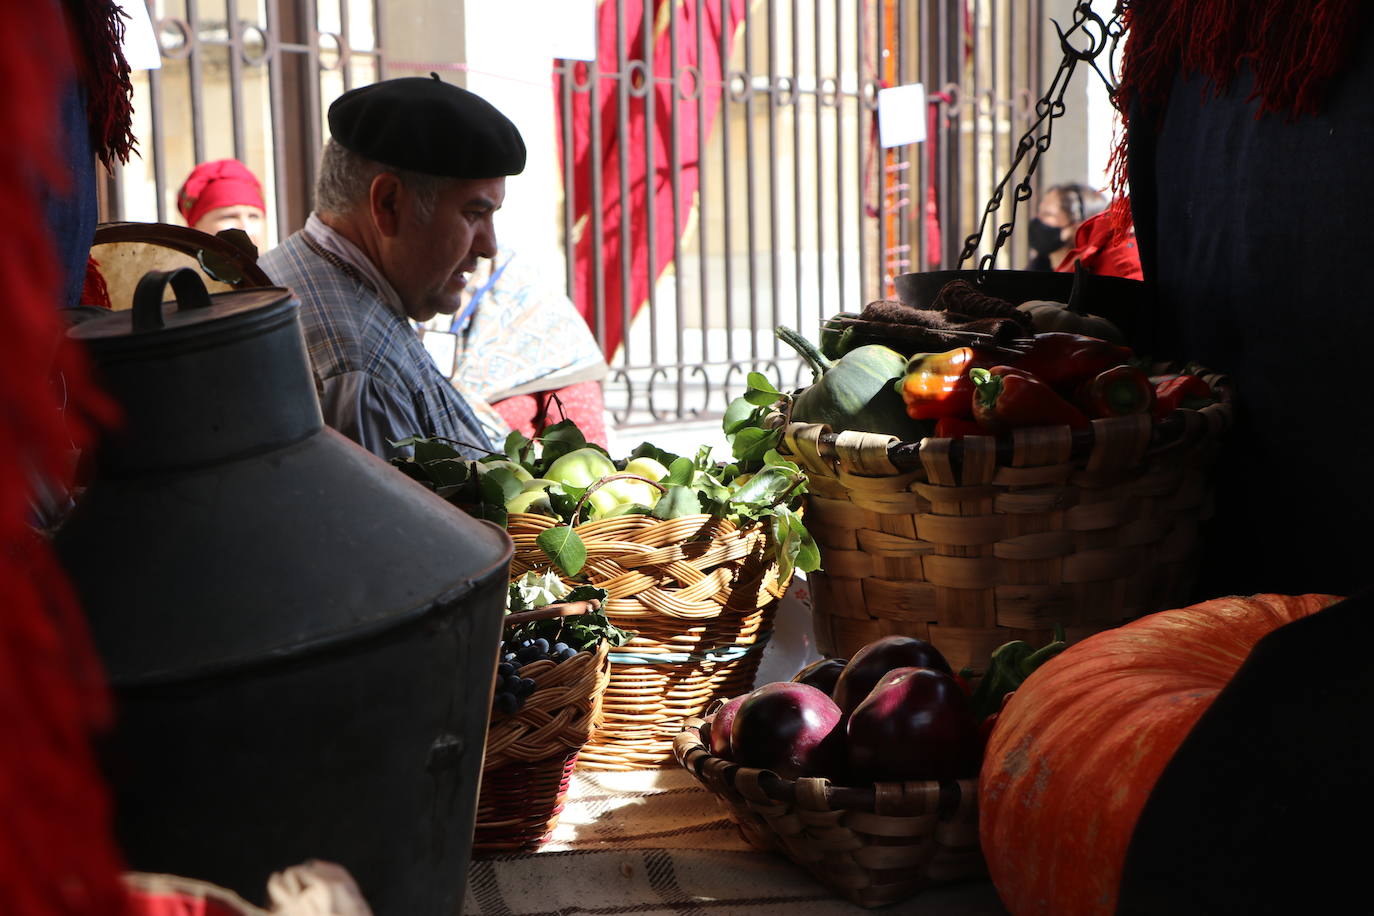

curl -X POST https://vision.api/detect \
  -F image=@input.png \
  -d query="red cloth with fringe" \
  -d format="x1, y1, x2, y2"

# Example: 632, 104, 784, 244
1117, 0, 1370, 599
1, 0, 129, 913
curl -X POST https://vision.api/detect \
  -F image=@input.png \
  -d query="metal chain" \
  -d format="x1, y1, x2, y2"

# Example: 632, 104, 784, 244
956, 1, 1127, 280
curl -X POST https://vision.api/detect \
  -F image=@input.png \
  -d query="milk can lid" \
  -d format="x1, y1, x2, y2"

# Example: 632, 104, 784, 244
68, 268, 297, 358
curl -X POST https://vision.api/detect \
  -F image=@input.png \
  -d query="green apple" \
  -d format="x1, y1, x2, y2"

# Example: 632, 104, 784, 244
476, 459, 534, 482
623, 456, 670, 482
506, 488, 554, 516
544, 447, 616, 489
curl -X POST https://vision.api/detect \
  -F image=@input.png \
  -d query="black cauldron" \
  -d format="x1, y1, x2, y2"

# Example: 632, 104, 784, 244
55, 269, 510, 913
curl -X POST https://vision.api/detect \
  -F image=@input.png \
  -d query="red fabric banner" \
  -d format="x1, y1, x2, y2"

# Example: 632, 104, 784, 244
557, 0, 748, 360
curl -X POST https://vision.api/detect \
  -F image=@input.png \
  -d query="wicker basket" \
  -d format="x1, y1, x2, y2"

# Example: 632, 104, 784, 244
474, 603, 612, 853
776, 384, 1232, 673
507, 512, 790, 769
673, 717, 982, 908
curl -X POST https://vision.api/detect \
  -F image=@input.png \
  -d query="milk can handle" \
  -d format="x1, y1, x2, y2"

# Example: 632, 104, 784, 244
132, 268, 214, 332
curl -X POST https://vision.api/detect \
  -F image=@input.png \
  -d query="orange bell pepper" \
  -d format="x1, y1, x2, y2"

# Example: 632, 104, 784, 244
894, 347, 999, 420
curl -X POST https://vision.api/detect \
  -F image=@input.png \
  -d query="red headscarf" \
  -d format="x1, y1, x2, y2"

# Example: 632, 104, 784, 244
177, 159, 265, 227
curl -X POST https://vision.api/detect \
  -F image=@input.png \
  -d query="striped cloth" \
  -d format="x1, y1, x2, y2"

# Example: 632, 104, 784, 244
259, 231, 503, 459
463, 769, 1008, 916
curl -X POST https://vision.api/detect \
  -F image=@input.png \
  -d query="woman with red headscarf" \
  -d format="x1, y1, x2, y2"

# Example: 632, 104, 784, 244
177, 158, 267, 253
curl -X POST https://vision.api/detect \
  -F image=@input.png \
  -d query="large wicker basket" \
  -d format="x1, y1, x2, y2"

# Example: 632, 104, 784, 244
474, 602, 612, 853
776, 385, 1231, 673
673, 717, 982, 908
507, 513, 790, 769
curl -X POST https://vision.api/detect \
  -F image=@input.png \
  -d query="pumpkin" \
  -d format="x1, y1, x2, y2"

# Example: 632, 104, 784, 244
775, 325, 928, 440
979, 593, 1342, 916
1016, 299, 1125, 344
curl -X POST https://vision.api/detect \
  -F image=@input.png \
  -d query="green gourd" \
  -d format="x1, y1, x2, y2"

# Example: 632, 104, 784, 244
776, 326, 930, 440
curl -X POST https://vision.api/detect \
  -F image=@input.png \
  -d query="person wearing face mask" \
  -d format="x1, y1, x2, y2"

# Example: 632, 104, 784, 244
257, 76, 525, 460
1026, 182, 1107, 270
177, 158, 269, 254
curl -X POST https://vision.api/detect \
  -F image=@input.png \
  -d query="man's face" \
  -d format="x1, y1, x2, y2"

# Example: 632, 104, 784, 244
386, 176, 505, 323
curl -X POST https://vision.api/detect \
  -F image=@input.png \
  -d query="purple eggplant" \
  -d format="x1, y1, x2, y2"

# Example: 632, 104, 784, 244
790, 657, 848, 696
846, 666, 981, 782
729, 682, 843, 779
705, 693, 749, 760
832, 635, 953, 714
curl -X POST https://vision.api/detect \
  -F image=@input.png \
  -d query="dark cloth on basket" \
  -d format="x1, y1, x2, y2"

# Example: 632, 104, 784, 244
1117, 589, 1374, 914
849, 289, 1031, 353
1124, 0, 1374, 598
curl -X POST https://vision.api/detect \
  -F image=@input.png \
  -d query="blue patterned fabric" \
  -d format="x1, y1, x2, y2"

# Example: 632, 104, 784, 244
259, 231, 498, 459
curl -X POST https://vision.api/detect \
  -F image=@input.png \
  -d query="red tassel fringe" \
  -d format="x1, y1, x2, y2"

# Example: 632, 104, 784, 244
2, 0, 128, 912
1111, 0, 1364, 202
63, 0, 136, 168
82, 256, 113, 310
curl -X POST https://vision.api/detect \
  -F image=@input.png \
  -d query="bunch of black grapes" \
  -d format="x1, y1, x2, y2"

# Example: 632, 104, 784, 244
492, 635, 582, 716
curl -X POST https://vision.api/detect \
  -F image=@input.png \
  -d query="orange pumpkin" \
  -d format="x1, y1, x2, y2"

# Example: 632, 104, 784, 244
978, 593, 1342, 916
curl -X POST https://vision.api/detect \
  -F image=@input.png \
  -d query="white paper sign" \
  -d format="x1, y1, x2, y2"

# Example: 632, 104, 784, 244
877, 83, 926, 148
543, 0, 599, 62
115, 0, 162, 71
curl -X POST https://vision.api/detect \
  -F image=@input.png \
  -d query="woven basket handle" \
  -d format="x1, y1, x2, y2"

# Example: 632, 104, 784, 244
503, 598, 603, 628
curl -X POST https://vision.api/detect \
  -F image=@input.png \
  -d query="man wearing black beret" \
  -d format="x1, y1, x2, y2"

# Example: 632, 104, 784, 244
259, 75, 526, 459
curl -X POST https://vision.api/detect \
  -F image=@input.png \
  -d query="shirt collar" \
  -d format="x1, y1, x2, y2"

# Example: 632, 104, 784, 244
303, 213, 408, 320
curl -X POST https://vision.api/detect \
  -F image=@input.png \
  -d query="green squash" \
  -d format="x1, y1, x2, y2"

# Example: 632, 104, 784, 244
776, 326, 930, 440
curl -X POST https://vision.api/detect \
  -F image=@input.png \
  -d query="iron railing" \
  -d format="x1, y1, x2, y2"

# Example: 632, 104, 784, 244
557, 0, 1045, 428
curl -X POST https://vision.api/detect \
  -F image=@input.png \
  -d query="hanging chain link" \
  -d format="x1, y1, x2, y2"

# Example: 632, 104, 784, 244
956, 1, 1127, 280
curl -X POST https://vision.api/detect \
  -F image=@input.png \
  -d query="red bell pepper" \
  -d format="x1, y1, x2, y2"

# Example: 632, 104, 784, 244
934, 416, 987, 440
895, 347, 1000, 420
1151, 373, 1215, 419
1075, 364, 1156, 419
971, 366, 1090, 432
1011, 333, 1135, 393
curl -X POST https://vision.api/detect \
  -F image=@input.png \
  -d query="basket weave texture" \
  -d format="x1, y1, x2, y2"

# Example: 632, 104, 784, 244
508, 513, 790, 769
779, 392, 1231, 673
673, 718, 982, 908
474, 639, 611, 852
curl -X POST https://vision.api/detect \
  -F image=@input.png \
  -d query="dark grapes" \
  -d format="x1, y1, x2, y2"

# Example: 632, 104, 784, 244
491, 630, 591, 716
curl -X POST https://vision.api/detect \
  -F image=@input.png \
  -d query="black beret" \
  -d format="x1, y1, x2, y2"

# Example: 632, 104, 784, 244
327, 76, 526, 178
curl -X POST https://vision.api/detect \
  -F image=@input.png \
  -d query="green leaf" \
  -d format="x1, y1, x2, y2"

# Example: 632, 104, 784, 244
771, 513, 799, 585
652, 485, 702, 519
565, 584, 609, 604
476, 501, 508, 528
630, 442, 680, 467
422, 458, 472, 489
743, 387, 783, 407
537, 525, 587, 576
730, 466, 795, 506
538, 419, 588, 467
666, 456, 697, 487
723, 395, 762, 435
731, 426, 779, 464
414, 438, 462, 464
788, 510, 822, 573
746, 371, 782, 396
548, 486, 582, 522
479, 467, 526, 504
762, 449, 800, 472
504, 430, 534, 465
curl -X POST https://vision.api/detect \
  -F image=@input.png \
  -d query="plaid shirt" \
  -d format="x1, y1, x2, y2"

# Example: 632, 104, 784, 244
259, 230, 497, 459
